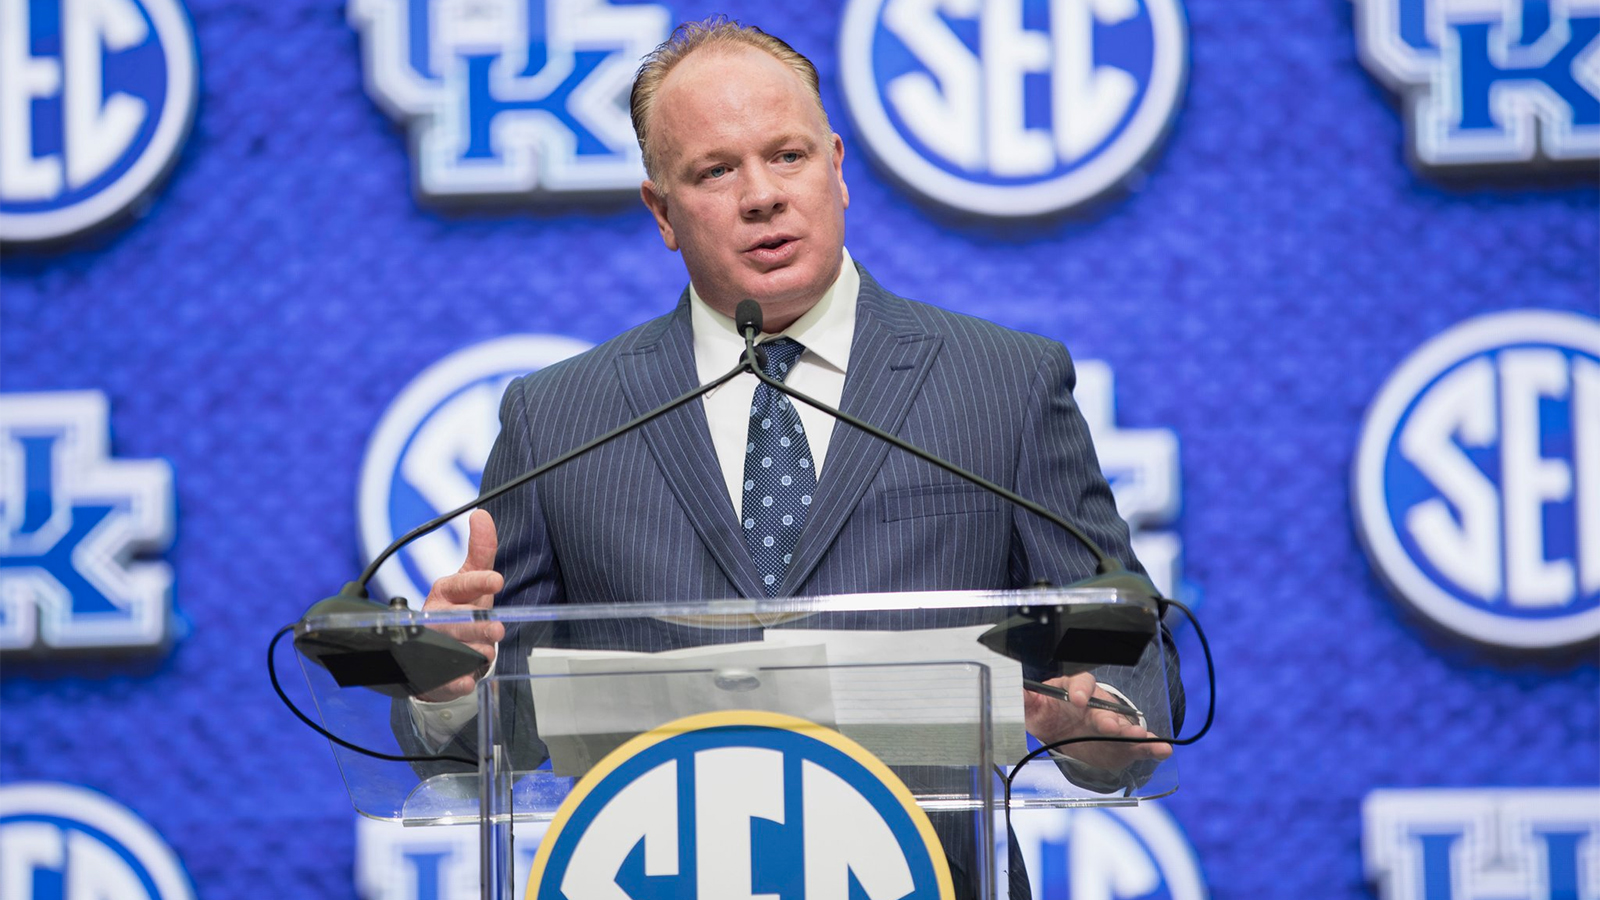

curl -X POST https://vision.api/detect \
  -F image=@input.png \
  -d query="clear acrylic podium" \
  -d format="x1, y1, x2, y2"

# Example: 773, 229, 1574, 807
292, 587, 1178, 900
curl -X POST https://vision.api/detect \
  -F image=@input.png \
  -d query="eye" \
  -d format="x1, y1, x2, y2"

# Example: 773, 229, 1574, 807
703, 165, 729, 180
779, 151, 802, 164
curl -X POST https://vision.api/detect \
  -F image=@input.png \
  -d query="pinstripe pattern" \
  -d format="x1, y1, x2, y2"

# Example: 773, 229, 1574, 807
484, 264, 1139, 608
477, 263, 1177, 726
403, 265, 1180, 900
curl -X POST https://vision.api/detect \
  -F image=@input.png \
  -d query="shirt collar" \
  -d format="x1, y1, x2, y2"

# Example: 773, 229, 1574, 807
689, 247, 858, 381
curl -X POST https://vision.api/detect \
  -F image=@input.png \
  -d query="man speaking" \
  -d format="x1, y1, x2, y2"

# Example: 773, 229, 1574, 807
411, 17, 1177, 897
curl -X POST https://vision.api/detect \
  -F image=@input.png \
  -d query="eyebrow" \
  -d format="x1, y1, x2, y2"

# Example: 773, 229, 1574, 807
678, 132, 824, 177
769, 132, 821, 153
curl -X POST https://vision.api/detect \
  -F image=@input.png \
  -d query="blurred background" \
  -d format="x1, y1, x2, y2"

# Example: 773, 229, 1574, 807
1, 0, 1595, 897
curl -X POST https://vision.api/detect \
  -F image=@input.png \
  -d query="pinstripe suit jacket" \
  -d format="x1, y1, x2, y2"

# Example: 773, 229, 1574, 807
425, 266, 1178, 895
483, 264, 1144, 613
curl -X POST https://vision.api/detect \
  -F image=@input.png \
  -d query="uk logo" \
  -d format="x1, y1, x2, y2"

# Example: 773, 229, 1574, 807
0, 391, 176, 654
839, 0, 1189, 217
358, 334, 592, 604
0, 0, 199, 243
0, 782, 197, 900
1076, 360, 1183, 600
1354, 0, 1600, 170
347, 0, 671, 204
1009, 803, 1208, 900
356, 817, 550, 900
1363, 788, 1599, 900
529, 711, 954, 900
1352, 310, 1600, 650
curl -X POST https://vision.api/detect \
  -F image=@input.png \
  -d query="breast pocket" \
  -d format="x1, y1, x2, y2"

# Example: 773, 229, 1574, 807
880, 484, 1008, 522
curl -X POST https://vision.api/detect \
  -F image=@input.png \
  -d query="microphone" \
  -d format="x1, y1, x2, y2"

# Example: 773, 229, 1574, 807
735, 298, 762, 337
292, 332, 769, 697
736, 299, 767, 370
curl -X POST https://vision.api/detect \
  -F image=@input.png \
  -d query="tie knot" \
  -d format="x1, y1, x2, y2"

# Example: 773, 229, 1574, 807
757, 338, 806, 379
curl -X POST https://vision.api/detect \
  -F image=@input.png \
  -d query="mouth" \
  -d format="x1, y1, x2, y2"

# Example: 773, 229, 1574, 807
746, 234, 797, 252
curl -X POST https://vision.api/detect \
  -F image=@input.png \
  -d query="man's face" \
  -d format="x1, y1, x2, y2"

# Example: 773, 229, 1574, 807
640, 45, 849, 331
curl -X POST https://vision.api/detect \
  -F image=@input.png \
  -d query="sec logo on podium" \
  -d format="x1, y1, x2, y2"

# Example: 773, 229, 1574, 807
528, 711, 955, 900
1353, 310, 1600, 651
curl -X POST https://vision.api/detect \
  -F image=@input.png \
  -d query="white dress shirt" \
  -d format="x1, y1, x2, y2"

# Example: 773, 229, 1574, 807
690, 248, 859, 517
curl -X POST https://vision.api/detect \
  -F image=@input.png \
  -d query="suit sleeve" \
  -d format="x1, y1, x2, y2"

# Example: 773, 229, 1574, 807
1009, 341, 1186, 791
390, 376, 559, 775
485, 374, 567, 613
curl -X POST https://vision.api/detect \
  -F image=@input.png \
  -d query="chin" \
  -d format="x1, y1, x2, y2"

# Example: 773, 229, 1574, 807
746, 266, 830, 306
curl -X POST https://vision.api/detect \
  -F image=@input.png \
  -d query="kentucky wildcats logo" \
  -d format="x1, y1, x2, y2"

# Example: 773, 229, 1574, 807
0, 391, 176, 654
1353, 310, 1600, 650
1364, 788, 1599, 900
0, 782, 197, 900
359, 335, 591, 604
1354, 0, 1600, 170
1010, 803, 1208, 900
839, 0, 1189, 217
0, 0, 198, 242
357, 817, 551, 900
348, 0, 670, 203
1076, 360, 1182, 600
529, 711, 953, 900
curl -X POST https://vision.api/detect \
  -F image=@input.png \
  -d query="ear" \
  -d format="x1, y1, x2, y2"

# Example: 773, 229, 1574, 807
640, 181, 679, 251
831, 134, 849, 210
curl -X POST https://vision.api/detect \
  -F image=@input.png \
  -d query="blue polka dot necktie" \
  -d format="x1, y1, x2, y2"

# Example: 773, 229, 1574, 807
741, 338, 815, 595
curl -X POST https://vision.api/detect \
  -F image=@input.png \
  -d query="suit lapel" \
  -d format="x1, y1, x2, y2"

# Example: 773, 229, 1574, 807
615, 300, 767, 599
782, 272, 943, 594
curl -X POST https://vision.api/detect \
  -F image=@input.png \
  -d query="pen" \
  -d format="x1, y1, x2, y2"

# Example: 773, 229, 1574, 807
1023, 679, 1142, 723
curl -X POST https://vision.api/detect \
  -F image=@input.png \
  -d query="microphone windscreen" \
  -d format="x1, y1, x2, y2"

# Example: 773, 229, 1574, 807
735, 299, 763, 336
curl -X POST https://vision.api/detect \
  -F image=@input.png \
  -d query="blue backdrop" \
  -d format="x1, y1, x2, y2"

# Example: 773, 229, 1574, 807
2, 0, 1596, 897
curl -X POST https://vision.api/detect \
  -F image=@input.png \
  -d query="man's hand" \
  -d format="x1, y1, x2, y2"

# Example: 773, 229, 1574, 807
1022, 672, 1173, 773
415, 509, 506, 702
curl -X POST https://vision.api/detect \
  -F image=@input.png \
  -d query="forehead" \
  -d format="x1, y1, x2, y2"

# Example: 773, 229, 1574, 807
651, 45, 825, 163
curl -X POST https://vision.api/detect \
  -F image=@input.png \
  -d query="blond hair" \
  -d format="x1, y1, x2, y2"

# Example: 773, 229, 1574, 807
630, 17, 831, 185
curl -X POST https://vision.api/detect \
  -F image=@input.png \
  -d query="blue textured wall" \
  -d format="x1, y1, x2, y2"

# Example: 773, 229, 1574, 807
2, 0, 1595, 897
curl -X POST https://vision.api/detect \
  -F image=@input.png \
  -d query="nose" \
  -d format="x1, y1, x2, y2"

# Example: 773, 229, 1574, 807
741, 165, 786, 220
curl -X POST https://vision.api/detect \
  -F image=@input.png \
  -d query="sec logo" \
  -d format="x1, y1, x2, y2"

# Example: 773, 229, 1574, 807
358, 334, 592, 604
1353, 310, 1600, 650
528, 711, 954, 900
0, 0, 199, 242
1010, 803, 1207, 900
0, 782, 196, 900
840, 0, 1188, 217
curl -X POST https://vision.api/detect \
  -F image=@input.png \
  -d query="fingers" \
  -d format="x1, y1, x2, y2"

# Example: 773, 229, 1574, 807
1029, 676, 1173, 766
427, 619, 505, 650
416, 672, 483, 704
463, 509, 498, 572
428, 569, 504, 606
423, 510, 504, 611
1082, 710, 1172, 760
1043, 672, 1099, 709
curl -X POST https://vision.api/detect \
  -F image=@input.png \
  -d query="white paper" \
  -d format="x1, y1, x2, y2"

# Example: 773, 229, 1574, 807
761, 625, 1029, 765
525, 641, 834, 775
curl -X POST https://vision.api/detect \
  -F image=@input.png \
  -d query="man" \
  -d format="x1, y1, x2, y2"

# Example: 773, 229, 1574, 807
413, 17, 1177, 896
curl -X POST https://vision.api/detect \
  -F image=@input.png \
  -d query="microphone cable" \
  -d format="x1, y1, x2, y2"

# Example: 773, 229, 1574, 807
268, 624, 477, 767
1000, 596, 1215, 837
